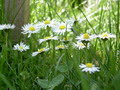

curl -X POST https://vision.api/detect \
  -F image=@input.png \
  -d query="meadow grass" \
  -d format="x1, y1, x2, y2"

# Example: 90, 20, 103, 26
0, 0, 120, 90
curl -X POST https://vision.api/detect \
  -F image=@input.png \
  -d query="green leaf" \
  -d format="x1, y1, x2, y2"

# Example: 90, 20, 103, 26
37, 79, 49, 88
57, 65, 68, 72
57, 63, 73, 73
49, 74, 64, 89
90, 82, 100, 90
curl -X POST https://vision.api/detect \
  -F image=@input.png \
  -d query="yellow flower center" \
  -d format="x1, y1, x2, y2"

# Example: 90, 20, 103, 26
57, 45, 64, 48
44, 36, 52, 39
38, 48, 45, 52
63, 37, 69, 41
29, 27, 35, 31
102, 33, 108, 37
59, 25, 66, 30
83, 33, 90, 39
79, 43, 84, 46
19, 46, 23, 49
86, 63, 93, 68
44, 20, 50, 24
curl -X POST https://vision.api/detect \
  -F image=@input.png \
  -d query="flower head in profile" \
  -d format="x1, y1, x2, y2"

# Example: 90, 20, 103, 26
76, 33, 96, 42
37, 19, 57, 29
32, 48, 49, 56
73, 41, 90, 50
55, 45, 66, 50
21, 24, 41, 37
13, 42, 29, 52
60, 37, 71, 44
52, 22, 72, 35
38, 36, 58, 44
79, 63, 100, 74
0, 24, 15, 30
98, 32, 116, 40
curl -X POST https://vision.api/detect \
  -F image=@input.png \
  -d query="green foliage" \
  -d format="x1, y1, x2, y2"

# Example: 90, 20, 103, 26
0, 73, 15, 90
38, 74, 64, 89
112, 71, 120, 89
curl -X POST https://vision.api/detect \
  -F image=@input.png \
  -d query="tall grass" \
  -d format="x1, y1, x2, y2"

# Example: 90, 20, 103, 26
0, 0, 119, 89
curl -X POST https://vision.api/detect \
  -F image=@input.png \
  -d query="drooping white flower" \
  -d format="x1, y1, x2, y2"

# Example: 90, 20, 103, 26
79, 63, 100, 74
60, 37, 71, 43
32, 48, 49, 56
0, 24, 15, 30
98, 32, 116, 40
76, 33, 97, 42
13, 42, 29, 52
38, 36, 58, 44
73, 41, 90, 49
52, 22, 72, 35
37, 19, 57, 29
55, 45, 66, 50
21, 24, 41, 37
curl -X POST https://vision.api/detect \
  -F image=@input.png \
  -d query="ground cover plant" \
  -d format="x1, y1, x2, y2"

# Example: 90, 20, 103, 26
0, 0, 120, 90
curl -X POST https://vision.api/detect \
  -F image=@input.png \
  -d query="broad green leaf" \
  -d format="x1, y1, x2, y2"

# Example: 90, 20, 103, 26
57, 65, 68, 72
49, 74, 64, 89
37, 79, 49, 88
57, 63, 73, 73
90, 82, 100, 90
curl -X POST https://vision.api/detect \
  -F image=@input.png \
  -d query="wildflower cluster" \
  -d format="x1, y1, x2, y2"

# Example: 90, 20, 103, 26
0, 19, 116, 75
21, 19, 74, 37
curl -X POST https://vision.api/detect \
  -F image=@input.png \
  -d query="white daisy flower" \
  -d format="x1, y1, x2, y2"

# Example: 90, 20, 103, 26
21, 24, 41, 37
13, 42, 29, 52
76, 33, 96, 42
32, 48, 49, 56
38, 36, 58, 44
55, 45, 66, 50
98, 32, 116, 40
0, 24, 15, 30
37, 19, 57, 29
52, 22, 72, 35
79, 63, 100, 74
73, 41, 90, 49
